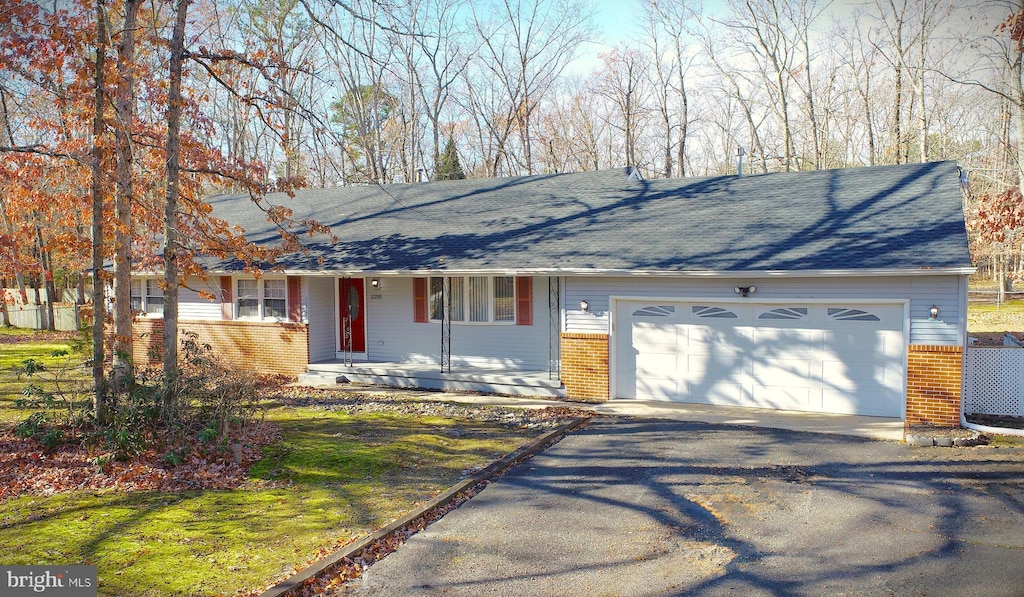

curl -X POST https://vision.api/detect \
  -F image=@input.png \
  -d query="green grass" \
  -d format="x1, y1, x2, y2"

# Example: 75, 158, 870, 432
967, 300, 1024, 333
0, 403, 540, 595
0, 328, 88, 428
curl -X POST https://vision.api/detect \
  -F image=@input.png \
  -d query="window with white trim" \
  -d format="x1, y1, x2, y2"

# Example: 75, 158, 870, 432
130, 278, 163, 315
236, 278, 288, 320
428, 276, 516, 323
130, 279, 143, 312
264, 279, 287, 319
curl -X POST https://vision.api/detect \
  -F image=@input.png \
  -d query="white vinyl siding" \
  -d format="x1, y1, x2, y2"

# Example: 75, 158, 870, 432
365, 277, 550, 370
307, 277, 336, 362
565, 275, 966, 346
178, 284, 221, 319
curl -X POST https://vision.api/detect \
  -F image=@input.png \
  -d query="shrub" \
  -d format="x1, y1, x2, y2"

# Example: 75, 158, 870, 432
15, 330, 265, 463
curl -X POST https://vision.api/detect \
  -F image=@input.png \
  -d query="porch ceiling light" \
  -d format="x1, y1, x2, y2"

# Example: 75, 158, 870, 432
929, 304, 939, 319
734, 285, 756, 297
580, 300, 590, 313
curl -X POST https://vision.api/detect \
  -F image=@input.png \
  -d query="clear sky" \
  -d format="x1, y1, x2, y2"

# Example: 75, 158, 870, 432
568, 0, 641, 74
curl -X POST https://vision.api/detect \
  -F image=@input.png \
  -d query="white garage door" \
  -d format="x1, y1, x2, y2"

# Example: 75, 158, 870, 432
613, 301, 906, 417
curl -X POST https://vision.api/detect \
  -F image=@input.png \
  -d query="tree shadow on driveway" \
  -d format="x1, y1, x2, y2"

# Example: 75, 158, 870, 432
349, 418, 1024, 596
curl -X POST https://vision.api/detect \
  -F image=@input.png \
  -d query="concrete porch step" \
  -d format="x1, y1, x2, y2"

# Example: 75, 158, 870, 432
299, 363, 566, 398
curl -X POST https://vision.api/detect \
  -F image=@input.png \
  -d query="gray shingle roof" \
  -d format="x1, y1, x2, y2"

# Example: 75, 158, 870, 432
204, 160, 973, 273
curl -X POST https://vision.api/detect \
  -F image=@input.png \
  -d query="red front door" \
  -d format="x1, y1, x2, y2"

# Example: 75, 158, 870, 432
339, 278, 366, 353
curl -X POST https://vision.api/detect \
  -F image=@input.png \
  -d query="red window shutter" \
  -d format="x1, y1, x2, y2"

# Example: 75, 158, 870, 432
413, 277, 428, 323
516, 276, 532, 326
220, 276, 233, 320
287, 276, 302, 322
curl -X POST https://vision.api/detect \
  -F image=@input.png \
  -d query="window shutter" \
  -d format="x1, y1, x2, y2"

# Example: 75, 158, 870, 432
287, 276, 302, 322
220, 276, 233, 320
413, 277, 428, 322
515, 276, 532, 326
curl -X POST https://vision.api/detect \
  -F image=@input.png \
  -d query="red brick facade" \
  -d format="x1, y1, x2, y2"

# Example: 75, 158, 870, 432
132, 318, 310, 376
905, 344, 963, 427
560, 332, 609, 402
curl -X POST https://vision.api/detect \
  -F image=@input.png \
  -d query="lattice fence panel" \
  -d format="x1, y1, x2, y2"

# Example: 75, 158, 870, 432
964, 348, 1024, 416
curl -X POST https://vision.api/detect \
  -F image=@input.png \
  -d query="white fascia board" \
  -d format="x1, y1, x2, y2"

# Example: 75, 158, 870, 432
510, 267, 978, 278
264, 266, 974, 278
267, 268, 524, 277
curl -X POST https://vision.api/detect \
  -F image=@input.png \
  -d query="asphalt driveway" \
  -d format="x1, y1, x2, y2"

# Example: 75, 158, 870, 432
344, 418, 1024, 596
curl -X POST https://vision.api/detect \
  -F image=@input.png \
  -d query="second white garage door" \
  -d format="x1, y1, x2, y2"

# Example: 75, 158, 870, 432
613, 301, 906, 417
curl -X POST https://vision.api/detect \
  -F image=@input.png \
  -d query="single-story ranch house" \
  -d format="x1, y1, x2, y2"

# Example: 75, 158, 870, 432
132, 161, 974, 427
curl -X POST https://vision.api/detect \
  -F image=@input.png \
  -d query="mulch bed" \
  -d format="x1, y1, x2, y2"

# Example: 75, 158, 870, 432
0, 422, 280, 501
966, 413, 1024, 430
0, 388, 594, 503
0, 330, 82, 345
969, 331, 1024, 346
906, 425, 980, 439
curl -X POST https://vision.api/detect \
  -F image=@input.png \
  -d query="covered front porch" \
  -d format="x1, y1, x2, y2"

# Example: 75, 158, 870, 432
299, 360, 566, 398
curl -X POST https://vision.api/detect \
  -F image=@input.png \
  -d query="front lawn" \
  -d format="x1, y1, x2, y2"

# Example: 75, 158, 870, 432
0, 331, 558, 595
0, 328, 88, 427
967, 300, 1024, 332
0, 400, 548, 595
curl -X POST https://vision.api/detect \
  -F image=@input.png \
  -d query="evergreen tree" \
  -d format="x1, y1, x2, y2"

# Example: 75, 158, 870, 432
434, 136, 466, 180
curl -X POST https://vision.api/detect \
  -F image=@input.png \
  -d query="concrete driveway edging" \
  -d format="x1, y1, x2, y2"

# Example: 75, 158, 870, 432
257, 416, 591, 597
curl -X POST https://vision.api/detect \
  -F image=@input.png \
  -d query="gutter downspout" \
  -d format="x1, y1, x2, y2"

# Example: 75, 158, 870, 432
961, 411, 1024, 437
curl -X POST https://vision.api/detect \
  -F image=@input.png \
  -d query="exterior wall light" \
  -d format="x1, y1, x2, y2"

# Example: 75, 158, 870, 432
929, 304, 939, 319
734, 285, 756, 297
370, 279, 381, 288
580, 300, 590, 313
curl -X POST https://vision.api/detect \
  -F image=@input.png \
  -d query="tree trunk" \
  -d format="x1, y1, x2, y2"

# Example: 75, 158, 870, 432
43, 270, 56, 330
0, 92, 28, 303
91, 0, 109, 422
889, 0, 906, 165
916, 0, 928, 163
677, 68, 688, 178
1013, 42, 1024, 190
802, 29, 821, 170
161, 0, 189, 411
34, 224, 55, 330
0, 280, 8, 327
661, 105, 672, 178
521, 90, 533, 175
76, 267, 86, 304
861, 82, 876, 166
113, 0, 141, 391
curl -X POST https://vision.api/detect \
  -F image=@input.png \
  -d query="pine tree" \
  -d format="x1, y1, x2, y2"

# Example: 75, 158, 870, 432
434, 136, 466, 180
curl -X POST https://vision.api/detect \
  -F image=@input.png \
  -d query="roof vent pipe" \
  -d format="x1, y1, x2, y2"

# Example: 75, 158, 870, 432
737, 146, 746, 176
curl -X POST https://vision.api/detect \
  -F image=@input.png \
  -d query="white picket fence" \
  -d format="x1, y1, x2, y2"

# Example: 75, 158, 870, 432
964, 347, 1024, 417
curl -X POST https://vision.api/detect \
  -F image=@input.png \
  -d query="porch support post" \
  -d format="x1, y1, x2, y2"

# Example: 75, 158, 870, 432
549, 276, 561, 380
441, 276, 451, 373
